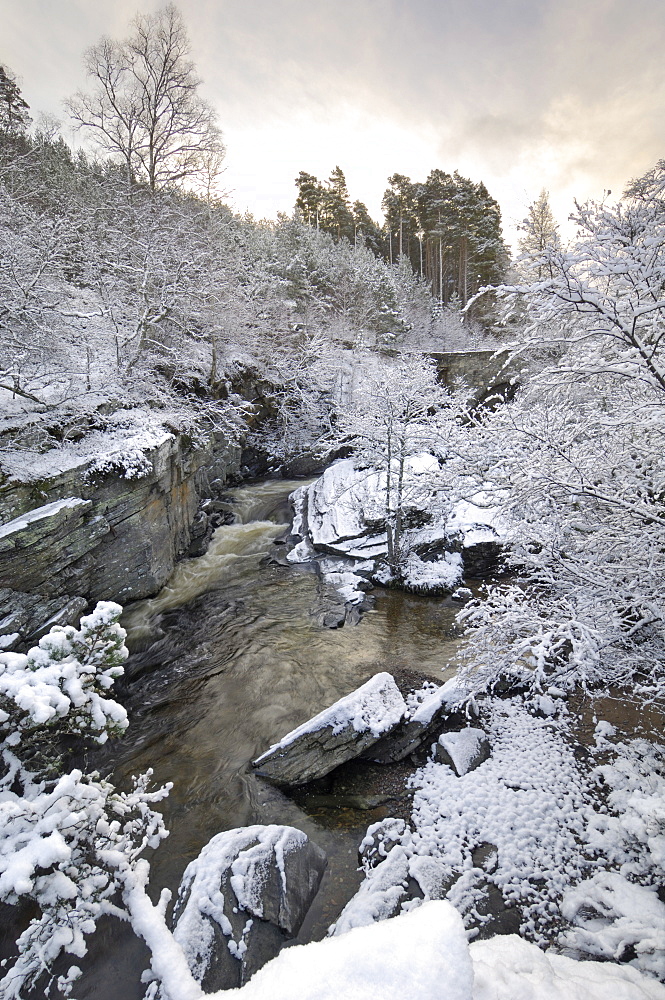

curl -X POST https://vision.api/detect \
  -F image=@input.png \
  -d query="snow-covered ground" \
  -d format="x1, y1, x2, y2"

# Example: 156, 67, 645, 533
206, 900, 665, 1000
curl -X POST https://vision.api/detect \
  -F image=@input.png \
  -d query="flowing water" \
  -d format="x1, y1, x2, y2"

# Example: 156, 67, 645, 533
75, 477, 465, 998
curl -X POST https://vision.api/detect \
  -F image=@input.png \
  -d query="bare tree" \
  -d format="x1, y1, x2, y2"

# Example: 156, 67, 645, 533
66, 4, 225, 193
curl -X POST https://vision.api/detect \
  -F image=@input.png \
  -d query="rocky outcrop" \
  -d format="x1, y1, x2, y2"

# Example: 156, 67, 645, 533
253, 673, 407, 785
287, 460, 505, 613
0, 588, 88, 651
171, 825, 327, 991
0, 427, 241, 640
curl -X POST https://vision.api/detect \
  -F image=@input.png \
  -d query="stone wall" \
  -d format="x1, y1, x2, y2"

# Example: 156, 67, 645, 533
428, 350, 523, 403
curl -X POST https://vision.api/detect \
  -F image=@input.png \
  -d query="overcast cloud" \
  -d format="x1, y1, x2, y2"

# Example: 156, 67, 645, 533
2, 0, 663, 245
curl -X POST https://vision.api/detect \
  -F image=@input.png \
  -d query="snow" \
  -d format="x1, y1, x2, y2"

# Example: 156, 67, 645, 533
254, 672, 406, 761
0, 409, 175, 484
561, 872, 665, 978
0, 497, 88, 540
288, 459, 505, 607
220, 901, 474, 1000
409, 698, 591, 942
409, 677, 467, 725
471, 933, 665, 1000
197, 901, 665, 1000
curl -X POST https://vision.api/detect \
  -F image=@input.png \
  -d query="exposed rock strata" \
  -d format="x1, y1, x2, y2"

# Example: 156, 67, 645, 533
0, 429, 241, 647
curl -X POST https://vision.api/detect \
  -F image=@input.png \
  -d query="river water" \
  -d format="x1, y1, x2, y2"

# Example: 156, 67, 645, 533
76, 477, 464, 998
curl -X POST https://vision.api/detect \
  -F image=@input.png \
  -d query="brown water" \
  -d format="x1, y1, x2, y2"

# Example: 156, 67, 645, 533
75, 477, 464, 998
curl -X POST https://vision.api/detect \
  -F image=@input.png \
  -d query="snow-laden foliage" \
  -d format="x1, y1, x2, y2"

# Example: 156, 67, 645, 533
455, 163, 665, 698
0, 601, 128, 746
0, 604, 176, 1000
323, 356, 467, 577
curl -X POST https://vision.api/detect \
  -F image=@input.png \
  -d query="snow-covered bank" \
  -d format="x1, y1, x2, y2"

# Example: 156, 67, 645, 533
205, 901, 665, 1000
287, 457, 504, 608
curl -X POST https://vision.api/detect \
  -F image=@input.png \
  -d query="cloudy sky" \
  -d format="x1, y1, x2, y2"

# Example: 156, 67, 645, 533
2, 0, 664, 246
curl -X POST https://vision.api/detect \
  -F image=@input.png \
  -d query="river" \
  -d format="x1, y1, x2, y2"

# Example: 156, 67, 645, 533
75, 477, 464, 998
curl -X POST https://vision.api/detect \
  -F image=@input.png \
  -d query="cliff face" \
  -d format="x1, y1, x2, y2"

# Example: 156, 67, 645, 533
0, 430, 241, 649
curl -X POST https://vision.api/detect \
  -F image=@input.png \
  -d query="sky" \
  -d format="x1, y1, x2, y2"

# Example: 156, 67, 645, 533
2, 0, 664, 248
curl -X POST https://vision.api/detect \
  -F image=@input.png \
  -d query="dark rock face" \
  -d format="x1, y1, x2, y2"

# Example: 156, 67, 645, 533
252, 672, 407, 786
171, 825, 327, 991
0, 431, 241, 607
0, 498, 109, 596
0, 588, 88, 652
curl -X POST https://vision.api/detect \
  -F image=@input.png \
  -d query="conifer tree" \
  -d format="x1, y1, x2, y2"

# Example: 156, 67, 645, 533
0, 65, 31, 135
517, 189, 561, 279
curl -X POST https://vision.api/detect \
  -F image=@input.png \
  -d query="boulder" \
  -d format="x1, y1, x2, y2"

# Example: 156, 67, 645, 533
253, 672, 407, 785
362, 678, 469, 764
171, 824, 327, 991
331, 844, 455, 936
435, 727, 491, 776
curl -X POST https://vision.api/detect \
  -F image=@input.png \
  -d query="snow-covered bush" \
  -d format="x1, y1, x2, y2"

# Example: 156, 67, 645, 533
0, 603, 176, 1000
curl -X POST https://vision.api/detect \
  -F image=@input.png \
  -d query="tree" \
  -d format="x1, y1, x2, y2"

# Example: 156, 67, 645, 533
457, 164, 665, 700
295, 171, 323, 227
66, 4, 224, 192
517, 189, 561, 279
332, 357, 461, 576
382, 173, 418, 266
0, 65, 31, 136
0, 604, 200, 1000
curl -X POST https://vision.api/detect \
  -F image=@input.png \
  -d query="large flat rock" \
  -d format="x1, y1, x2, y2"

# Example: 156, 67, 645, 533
253, 672, 407, 785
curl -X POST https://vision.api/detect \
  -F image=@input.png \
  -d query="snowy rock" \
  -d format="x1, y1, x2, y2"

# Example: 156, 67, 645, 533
0, 498, 110, 596
331, 844, 456, 936
435, 727, 491, 776
451, 587, 473, 601
287, 460, 505, 612
229, 900, 475, 1000
471, 932, 665, 1000
171, 824, 327, 991
253, 672, 407, 785
560, 872, 665, 977
362, 677, 468, 764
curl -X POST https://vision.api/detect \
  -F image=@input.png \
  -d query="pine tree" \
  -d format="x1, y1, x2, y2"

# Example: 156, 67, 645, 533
295, 171, 323, 227
321, 166, 355, 241
517, 189, 561, 279
382, 173, 419, 267
0, 65, 31, 135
